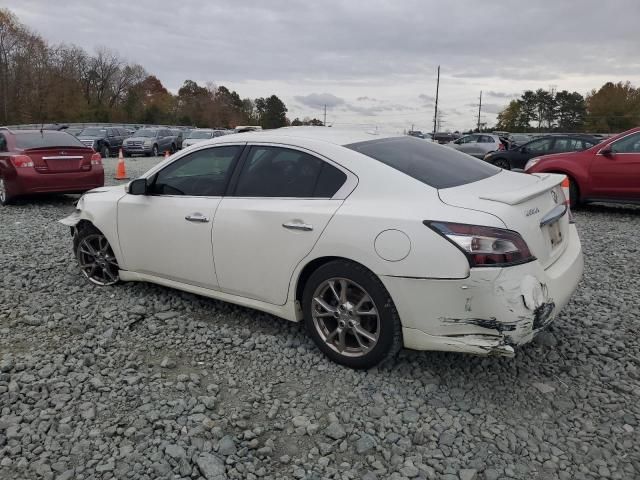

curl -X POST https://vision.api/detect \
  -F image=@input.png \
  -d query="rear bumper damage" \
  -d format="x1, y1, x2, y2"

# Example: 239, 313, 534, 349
381, 224, 583, 356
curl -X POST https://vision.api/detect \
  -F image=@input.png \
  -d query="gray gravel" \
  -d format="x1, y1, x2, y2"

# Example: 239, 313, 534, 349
1, 155, 639, 479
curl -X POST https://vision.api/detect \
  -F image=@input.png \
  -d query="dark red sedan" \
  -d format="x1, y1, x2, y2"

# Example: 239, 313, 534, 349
0, 128, 104, 205
525, 127, 640, 207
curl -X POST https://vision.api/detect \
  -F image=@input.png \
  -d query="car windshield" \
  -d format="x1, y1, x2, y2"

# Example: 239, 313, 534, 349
136, 129, 158, 137
14, 131, 87, 149
79, 128, 106, 136
346, 136, 500, 189
188, 130, 214, 139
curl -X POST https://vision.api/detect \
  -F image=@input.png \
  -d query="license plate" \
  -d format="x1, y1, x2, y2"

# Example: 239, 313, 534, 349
547, 219, 563, 248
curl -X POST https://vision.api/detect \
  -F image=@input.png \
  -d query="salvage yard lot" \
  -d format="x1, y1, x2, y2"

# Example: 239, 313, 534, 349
1, 156, 639, 480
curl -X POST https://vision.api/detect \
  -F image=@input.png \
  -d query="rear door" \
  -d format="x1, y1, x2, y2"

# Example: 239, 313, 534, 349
212, 144, 349, 305
590, 132, 640, 199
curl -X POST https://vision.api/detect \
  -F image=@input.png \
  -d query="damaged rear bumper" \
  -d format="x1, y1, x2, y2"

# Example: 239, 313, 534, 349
381, 224, 583, 356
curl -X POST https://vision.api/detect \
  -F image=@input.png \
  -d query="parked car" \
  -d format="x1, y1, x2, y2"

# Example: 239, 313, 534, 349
0, 128, 103, 205
170, 129, 186, 150
122, 128, 176, 157
77, 127, 128, 158
485, 135, 598, 170
446, 133, 507, 158
432, 132, 458, 144
525, 127, 640, 207
61, 128, 583, 368
182, 129, 227, 148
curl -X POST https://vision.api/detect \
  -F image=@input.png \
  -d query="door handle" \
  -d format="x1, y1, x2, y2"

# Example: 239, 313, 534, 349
282, 222, 313, 231
185, 213, 210, 223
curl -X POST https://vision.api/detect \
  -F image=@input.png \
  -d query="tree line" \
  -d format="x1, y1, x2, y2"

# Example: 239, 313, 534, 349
0, 8, 289, 128
496, 82, 640, 133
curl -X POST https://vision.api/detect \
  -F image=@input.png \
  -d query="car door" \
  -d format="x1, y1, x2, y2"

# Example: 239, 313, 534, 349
452, 135, 475, 155
117, 144, 244, 288
212, 144, 350, 305
590, 132, 640, 199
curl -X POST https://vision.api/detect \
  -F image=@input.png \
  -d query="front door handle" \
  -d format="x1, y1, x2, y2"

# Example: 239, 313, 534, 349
282, 222, 313, 231
185, 213, 210, 223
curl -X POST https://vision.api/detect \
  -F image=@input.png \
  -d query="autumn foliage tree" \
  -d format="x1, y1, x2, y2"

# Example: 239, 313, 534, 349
0, 8, 290, 129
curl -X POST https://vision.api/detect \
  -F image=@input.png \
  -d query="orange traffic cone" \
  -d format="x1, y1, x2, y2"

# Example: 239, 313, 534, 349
164, 150, 170, 159
114, 149, 129, 180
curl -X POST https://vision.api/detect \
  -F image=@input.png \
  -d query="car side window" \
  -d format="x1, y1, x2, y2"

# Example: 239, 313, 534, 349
150, 145, 241, 196
479, 135, 493, 143
611, 133, 640, 153
0, 134, 7, 152
553, 138, 577, 152
527, 138, 553, 153
234, 146, 346, 198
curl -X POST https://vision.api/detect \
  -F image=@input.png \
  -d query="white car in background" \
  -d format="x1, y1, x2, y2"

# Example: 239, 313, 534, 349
447, 133, 507, 159
182, 129, 227, 148
61, 127, 583, 368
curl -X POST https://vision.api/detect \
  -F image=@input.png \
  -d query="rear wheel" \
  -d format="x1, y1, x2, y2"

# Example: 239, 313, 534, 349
302, 260, 402, 369
493, 158, 510, 170
0, 177, 13, 206
74, 225, 120, 286
100, 145, 110, 159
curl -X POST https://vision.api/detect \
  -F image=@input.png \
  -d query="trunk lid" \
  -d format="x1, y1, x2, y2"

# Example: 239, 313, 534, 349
438, 171, 569, 269
25, 146, 94, 173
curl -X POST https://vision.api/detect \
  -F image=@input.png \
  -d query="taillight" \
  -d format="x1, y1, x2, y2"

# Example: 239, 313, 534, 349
424, 221, 535, 267
11, 155, 34, 168
91, 153, 102, 165
560, 176, 575, 224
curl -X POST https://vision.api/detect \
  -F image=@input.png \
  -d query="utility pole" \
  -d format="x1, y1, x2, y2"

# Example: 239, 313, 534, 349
477, 90, 482, 132
323, 105, 327, 126
432, 65, 440, 137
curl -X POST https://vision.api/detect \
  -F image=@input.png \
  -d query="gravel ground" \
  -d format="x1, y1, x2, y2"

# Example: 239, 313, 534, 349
1, 155, 639, 480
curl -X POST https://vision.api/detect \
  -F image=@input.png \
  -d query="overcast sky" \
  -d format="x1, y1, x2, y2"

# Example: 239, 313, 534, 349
5, 0, 640, 131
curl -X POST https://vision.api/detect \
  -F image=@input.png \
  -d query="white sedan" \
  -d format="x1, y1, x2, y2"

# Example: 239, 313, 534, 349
61, 127, 583, 368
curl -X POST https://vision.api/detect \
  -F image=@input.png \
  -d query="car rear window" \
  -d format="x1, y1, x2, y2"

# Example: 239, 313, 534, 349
14, 131, 87, 149
346, 136, 500, 189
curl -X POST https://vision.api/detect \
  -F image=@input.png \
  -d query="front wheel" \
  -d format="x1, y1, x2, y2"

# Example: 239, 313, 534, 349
100, 145, 110, 159
152, 144, 159, 157
74, 225, 120, 286
569, 178, 580, 208
302, 260, 402, 369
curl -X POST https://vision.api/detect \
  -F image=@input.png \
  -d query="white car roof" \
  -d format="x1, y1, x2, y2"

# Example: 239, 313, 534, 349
214, 126, 401, 147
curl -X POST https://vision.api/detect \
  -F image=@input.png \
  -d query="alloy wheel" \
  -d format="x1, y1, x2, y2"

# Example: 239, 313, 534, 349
311, 278, 380, 357
76, 233, 119, 286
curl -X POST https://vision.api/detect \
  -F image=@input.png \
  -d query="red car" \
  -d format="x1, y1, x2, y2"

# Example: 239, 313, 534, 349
525, 127, 640, 207
0, 128, 104, 205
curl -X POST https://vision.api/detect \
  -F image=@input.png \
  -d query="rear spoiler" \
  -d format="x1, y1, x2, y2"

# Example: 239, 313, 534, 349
479, 173, 565, 205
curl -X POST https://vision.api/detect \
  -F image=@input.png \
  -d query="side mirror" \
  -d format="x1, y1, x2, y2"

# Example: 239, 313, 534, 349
127, 178, 148, 195
600, 146, 614, 156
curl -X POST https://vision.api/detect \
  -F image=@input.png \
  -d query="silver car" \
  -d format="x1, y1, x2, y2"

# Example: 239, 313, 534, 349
182, 129, 227, 148
446, 134, 506, 158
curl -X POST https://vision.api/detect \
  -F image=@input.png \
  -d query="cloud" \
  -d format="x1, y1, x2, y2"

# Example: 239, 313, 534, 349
294, 93, 345, 109
4, 0, 640, 130
485, 90, 520, 99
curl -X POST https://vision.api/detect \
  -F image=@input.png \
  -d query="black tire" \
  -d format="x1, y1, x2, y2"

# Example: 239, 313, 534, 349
302, 260, 402, 369
569, 177, 580, 208
0, 176, 13, 206
100, 144, 110, 159
493, 158, 510, 170
170, 143, 176, 154
152, 144, 159, 157
73, 224, 120, 286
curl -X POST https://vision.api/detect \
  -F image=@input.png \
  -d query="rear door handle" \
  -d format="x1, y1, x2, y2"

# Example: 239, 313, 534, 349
185, 213, 210, 223
282, 222, 313, 231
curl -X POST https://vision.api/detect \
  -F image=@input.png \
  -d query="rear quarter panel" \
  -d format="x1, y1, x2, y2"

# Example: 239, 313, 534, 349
530, 152, 594, 197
